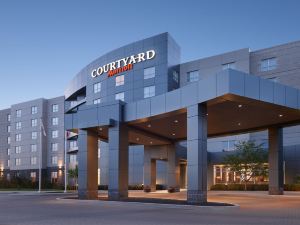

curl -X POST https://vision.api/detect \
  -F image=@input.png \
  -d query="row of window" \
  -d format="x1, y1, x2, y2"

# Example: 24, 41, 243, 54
7, 118, 59, 133
93, 85, 156, 104
11, 104, 59, 120
7, 143, 59, 155
8, 155, 58, 166
9, 130, 59, 143
5, 171, 58, 183
28, 171, 58, 183
186, 58, 278, 83
93, 67, 156, 94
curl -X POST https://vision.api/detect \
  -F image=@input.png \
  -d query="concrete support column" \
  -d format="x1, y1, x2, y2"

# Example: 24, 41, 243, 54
187, 103, 208, 204
78, 129, 98, 199
268, 127, 284, 195
108, 122, 129, 200
167, 145, 180, 192
143, 147, 157, 192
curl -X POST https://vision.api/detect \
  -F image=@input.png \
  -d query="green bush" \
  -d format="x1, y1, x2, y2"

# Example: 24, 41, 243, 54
295, 175, 300, 184
98, 185, 108, 190
0, 176, 64, 190
97, 184, 166, 191
284, 184, 300, 191
210, 184, 269, 191
211, 183, 300, 191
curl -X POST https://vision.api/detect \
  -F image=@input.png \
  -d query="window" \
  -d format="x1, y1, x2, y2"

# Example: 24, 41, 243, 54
15, 158, 21, 166
187, 70, 199, 82
70, 101, 77, 107
52, 130, 58, 138
31, 119, 37, 127
16, 109, 21, 118
7, 114, 11, 122
31, 144, 37, 152
7, 137, 11, 144
16, 134, 21, 142
222, 140, 236, 151
15, 146, 21, 154
93, 98, 101, 104
94, 82, 101, 93
144, 86, 155, 98
30, 172, 36, 182
173, 71, 179, 83
70, 155, 77, 164
70, 141, 78, 150
98, 168, 100, 185
51, 171, 58, 183
144, 67, 155, 79
115, 75, 125, 86
32, 132, 37, 140
51, 143, 58, 151
16, 122, 22, 130
52, 117, 58, 126
7, 125, 10, 132
222, 62, 236, 70
31, 106, 37, 114
98, 148, 100, 158
7, 148, 10, 155
260, 58, 277, 72
51, 156, 58, 165
52, 104, 59, 112
115, 92, 125, 101
7, 160, 10, 167
31, 157, 37, 165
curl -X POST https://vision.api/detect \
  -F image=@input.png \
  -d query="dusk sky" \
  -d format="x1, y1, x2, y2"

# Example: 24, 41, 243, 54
1, 0, 300, 109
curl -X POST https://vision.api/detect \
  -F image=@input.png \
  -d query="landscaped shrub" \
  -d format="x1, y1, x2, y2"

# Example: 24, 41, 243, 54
97, 184, 166, 191
210, 184, 269, 191
210, 183, 300, 191
143, 185, 151, 192
98, 185, 108, 190
284, 184, 300, 191
167, 186, 176, 193
128, 184, 144, 190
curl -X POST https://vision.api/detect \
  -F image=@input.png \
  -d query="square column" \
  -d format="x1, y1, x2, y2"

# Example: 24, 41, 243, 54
167, 145, 180, 192
78, 129, 98, 199
187, 103, 208, 204
108, 122, 129, 200
143, 146, 157, 192
268, 127, 284, 195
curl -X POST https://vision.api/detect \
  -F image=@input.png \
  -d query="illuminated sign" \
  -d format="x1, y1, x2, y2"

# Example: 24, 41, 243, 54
91, 50, 156, 78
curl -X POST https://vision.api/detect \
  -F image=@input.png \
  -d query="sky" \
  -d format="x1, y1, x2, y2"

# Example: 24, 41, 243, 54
0, 0, 300, 109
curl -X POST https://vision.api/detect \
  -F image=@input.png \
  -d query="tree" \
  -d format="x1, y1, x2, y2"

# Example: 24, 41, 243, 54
68, 165, 78, 190
223, 141, 268, 190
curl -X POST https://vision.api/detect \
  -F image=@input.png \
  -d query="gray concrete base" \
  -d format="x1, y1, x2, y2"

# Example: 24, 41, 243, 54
78, 190, 98, 199
108, 190, 128, 200
187, 190, 207, 204
269, 187, 284, 195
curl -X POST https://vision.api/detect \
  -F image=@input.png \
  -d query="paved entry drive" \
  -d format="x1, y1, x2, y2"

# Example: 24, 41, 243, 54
0, 191, 299, 225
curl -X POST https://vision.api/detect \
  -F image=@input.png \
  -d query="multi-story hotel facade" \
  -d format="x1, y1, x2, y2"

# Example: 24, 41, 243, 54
1, 33, 300, 203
